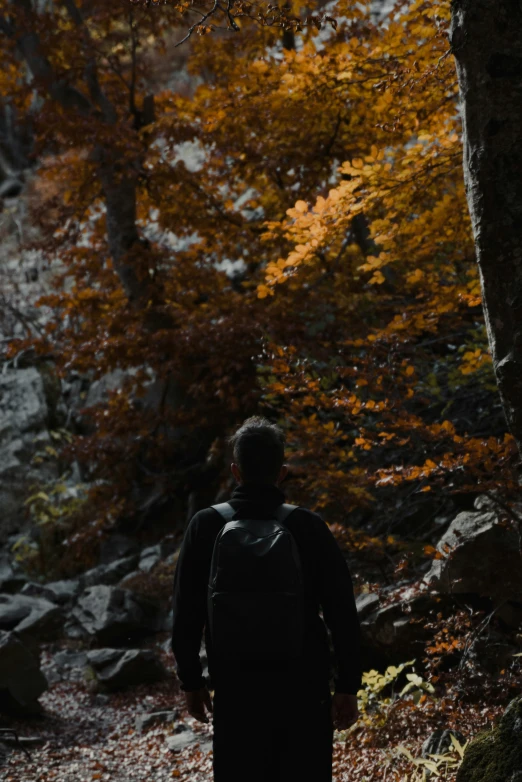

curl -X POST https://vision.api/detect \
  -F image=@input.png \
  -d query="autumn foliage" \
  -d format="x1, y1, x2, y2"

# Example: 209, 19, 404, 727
1, 0, 520, 569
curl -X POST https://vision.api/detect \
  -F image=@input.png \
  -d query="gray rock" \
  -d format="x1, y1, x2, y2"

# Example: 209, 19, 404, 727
21, 581, 59, 603
0, 630, 47, 716
99, 533, 139, 565
0, 593, 63, 645
422, 729, 466, 759
360, 586, 434, 662
93, 693, 110, 706
139, 553, 160, 573
424, 509, 522, 601
0, 558, 28, 593
166, 728, 211, 753
63, 617, 88, 640
117, 569, 142, 589
72, 585, 164, 644
14, 600, 63, 644
83, 554, 139, 587
161, 608, 173, 633
84, 369, 129, 410
356, 592, 380, 620
0, 368, 60, 541
41, 649, 87, 685
135, 709, 179, 733
45, 578, 83, 604
86, 648, 168, 691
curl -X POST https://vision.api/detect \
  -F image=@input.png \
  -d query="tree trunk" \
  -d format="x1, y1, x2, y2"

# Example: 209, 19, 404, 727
450, 0, 522, 455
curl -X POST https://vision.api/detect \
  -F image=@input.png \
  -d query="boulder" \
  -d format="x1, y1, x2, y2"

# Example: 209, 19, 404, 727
21, 581, 60, 603
356, 592, 380, 620
139, 549, 161, 573
0, 368, 61, 542
41, 649, 88, 685
457, 697, 522, 782
98, 533, 139, 565
71, 585, 164, 644
422, 729, 466, 759
0, 630, 47, 716
45, 578, 83, 604
85, 648, 168, 691
166, 725, 212, 754
424, 508, 522, 601
136, 709, 179, 733
83, 555, 139, 588
0, 557, 28, 593
360, 586, 435, 663
0, 594, 63, 643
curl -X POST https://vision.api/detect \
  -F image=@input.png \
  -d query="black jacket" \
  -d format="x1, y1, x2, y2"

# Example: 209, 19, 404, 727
171, 482, 362, 694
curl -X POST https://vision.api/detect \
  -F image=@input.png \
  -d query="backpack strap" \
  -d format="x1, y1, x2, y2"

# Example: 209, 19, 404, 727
274, 503, 299, 524
211, 502, 236, 522
211, 502, 298, 524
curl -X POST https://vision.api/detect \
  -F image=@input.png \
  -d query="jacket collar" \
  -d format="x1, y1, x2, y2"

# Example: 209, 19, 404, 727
230, 482, 286, 505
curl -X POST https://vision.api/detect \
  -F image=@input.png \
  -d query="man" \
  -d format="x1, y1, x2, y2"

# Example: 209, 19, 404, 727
171, 416, 361, 782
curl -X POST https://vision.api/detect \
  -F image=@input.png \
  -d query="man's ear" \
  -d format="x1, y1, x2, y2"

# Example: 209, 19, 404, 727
277, 464, 288, 484
231, 463, 242, 483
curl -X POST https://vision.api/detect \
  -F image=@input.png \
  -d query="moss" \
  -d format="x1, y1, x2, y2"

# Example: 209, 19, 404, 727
457, 698, 522, 782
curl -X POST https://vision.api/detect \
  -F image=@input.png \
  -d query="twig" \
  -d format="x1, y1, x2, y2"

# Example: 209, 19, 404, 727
0, 729, 32, 760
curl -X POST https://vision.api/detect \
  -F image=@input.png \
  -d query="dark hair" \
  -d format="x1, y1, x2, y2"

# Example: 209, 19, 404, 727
229, 416, 285, 484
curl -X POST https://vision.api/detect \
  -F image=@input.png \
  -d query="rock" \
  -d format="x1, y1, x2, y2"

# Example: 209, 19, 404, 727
117, 570, 142, 589
139, 554, 160, 573
71, 585, 164, 644
86, 648, 168, 691
45, 578, 83, 604
466, 630, 520, 675
98, 533, 139, 565
424, 508, 522, 601
356, 592, 380, 620
84, 369, 130, 410
166, 727, 212, 753
0, 368, 61, 542
63, 615, 89, 639
422, 728, 466, 759
360, 586, 434, 663
0, 594, 63, 643
0, 558, 28, 593
83, 555, 139, 587
456, 697, 522, 782
41, 649, 88, 685
161, 607, 173, 633
21, 582, 60, 603
92, 693, 110, 706
0, 630, 48, 716
135, 709, 179, 733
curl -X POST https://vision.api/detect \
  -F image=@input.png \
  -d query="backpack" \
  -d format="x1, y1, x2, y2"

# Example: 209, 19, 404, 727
207, 502, 305, 663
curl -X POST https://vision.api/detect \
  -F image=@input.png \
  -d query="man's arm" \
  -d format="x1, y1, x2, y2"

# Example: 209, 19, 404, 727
171, 511, 208, 693
312, 513, 362, 696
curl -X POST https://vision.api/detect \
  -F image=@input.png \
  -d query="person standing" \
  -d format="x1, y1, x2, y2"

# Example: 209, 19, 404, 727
171, 416, 362, 781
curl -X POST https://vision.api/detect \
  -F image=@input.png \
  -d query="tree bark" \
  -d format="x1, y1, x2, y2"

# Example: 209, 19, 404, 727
450, 0, 522, 455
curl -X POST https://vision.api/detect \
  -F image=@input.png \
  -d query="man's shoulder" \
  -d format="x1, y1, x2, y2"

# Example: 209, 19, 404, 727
287, 505, 328, 531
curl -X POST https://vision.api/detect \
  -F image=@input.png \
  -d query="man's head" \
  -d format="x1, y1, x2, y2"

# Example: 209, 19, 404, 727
228, 416, 287, 485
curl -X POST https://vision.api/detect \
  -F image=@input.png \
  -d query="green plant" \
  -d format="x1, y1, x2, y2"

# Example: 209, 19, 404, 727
19, 473, 90, 579
399, 732, 468, 781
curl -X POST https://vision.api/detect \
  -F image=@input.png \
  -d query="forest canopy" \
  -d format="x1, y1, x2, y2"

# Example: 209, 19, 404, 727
0, 0, 519, 570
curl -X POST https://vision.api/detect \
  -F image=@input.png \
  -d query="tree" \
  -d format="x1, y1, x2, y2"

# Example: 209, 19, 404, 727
1, 0, 519, 575
449, 0, 522, 457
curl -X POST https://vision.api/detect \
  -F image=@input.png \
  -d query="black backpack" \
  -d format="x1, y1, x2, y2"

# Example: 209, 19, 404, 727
207, 502, 305, 662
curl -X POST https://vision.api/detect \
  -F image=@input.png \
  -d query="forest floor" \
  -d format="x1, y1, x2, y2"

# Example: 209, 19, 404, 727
0, 635, 504, 782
